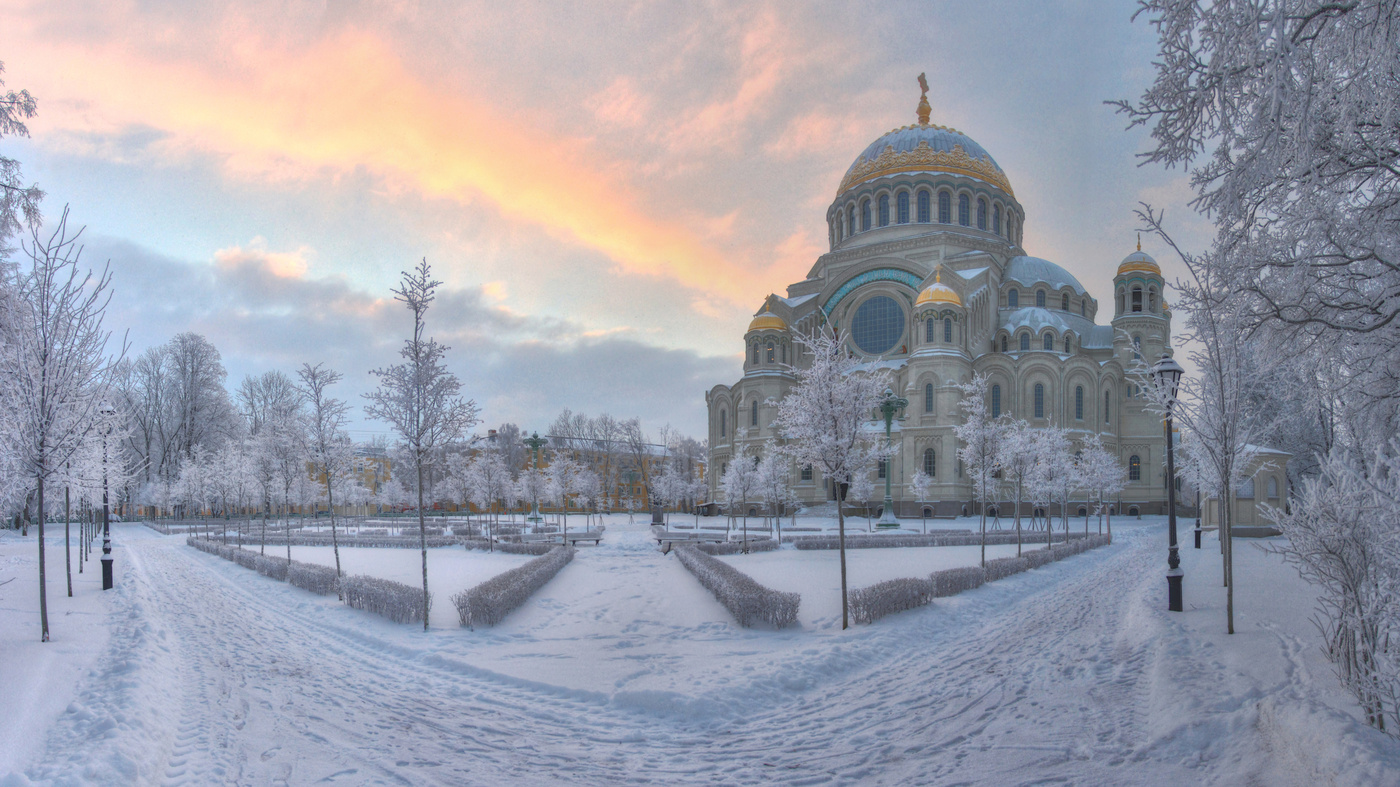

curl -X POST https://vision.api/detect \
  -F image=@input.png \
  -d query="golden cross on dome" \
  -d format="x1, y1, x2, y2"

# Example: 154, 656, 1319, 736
935, 267, 941, 284
1137, 232, 1141, 252
916, 73, 931, 125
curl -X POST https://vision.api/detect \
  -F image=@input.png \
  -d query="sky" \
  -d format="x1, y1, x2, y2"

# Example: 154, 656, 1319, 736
0, 0, 1213, 441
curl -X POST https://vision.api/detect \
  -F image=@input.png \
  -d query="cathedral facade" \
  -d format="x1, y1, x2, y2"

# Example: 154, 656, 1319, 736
705, 91, 1173, 517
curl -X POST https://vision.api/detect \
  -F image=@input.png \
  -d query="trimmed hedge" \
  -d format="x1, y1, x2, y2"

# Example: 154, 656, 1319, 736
288, 561, 341, 595
984, 555, 1033, 582
931, 566, 986, 597
452, 545, 575, 628
790, 531, 1090, 549
848, 578, 935, 624
271, 534, 462, 549
342, 575, 430, 625
462, 540, 557, 556
674, 545, 799, 628
693, 538, 779, 555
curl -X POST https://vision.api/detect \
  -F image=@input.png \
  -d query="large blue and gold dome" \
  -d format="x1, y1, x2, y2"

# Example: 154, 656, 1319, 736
838, 123, 1013, 198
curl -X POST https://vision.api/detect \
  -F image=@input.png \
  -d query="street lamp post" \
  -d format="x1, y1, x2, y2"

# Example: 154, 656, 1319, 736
523, 432, 547, 526
1152, 353, 1185, 612
874, 387, 908, 528
99, 401, 116, 591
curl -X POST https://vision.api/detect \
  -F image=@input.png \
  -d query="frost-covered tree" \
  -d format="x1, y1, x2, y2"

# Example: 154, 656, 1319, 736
908, 468, 933, 534
995, 419, 1037, 557
297, 362, 353, 594
754, 440, 793, 542
0, 60, 42, 243
954, 375, 1003, 566
1079, 433, 1127, 539
772, 326, 889, 629
1030, 426, 1072, 547
847, 471, 875, 531
719, 444, 759, 551
364, 260, 478, 630
469, 450, 511, 535
6, 208, 122, 641
547, 455, 592, 537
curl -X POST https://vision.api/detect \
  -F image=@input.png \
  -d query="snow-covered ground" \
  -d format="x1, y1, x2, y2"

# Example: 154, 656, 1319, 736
3, 514, 1398, 784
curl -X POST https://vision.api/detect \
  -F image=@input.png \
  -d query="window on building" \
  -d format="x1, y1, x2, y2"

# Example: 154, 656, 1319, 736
1036, 289, 1046, 308
720, 409, 726, 437
944, 317, 952, 343
1267, 477, 1279, 498
897, 191, 909, 224
752, 344, 758, 364
977, 198, 987, 230
924, 448, 936, 477
925, 317, 934, 343
751, 399, 758, 426
1129, 455, 1141, 481
848, 205, 855, 235
924, 382, 934, 413
938, 191, 951, 224
1001, 336, 1008, 352
765, 342, 775, 363
877, 459, 886, 480
782, 343, 787, 364
851, 295, 905, 355
917, 189, 931, 223
991, 384, 1002, 418
721, 462, 727, 476
1238, 478, 1255, 498
1081, 300, 1086, 317
1105, 390, 1111, 424
1149, 288, 1158, 312
1043, 333, 1054, 351
958, 194, 970, 226
1020, 333, 1030, 351
1061, 293, 1069, 311
1065, 337, 1073, 353
1034, 383, 1045, 418
993, 204, 1001, 235
1117, 288, 1125, 314
801, 465, 813, 481
1008, 289, 1019, 308
878, 194, 890, 227
1132, 287, 1143, 312
1075, 386, 1084, 420
1133, 335, 1142, 360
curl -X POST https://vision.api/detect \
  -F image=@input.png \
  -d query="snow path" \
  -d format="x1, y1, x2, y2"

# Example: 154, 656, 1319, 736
15, 520, 1398, 784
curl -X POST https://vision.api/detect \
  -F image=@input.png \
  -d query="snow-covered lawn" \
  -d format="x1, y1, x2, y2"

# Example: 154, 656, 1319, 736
4, 514, 1399, 784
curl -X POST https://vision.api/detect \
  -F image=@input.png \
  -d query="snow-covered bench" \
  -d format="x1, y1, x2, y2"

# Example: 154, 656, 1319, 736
654, 530, 728, 546
516, 531, 604, 546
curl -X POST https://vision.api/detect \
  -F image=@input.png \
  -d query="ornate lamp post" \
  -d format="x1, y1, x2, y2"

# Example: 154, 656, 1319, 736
98, 401, 116, 591
1152, 352, 1185, 612
873, 387, 908, 528
523, 432, 547, 525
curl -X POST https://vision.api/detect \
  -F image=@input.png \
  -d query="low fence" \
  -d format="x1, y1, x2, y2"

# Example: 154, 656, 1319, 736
790, 530, 1094, 550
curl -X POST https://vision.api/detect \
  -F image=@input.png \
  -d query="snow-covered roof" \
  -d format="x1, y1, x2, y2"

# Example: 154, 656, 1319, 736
955, 267, 988, 280
781, 293, 817, 308
1000, 307, 1098, 337
1003, 256, 1087, 295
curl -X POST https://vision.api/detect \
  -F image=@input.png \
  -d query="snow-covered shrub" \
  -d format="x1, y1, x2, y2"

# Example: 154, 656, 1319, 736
461, 540, 555, 555
341, 574, 430, 624
848, 578, 935, 624
452, 545, 574, 627
1023, 548, 1055, 569
288, 561, 340, 595
274, 533, 461, 549
931, 566, 986, 597
694, 538, 778, 555
254, 554, 290, 582
789, 531, 1089, 549
984, 555, 1031, 582
674, 544, 799, 628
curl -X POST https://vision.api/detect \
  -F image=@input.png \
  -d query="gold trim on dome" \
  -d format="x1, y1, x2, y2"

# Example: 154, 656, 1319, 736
838, 139, 1015, 198
915, 270, 962, 307
1116, 261, 1162, 277
747, 312, 788, 332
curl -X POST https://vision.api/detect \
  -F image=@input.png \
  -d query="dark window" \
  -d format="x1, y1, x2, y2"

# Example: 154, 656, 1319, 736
851, 295, 905, 355
765, 343, 775, 363
944, 317, 952, 343
925, 317, 934, 343
878, 194, 890, 227
1075, 386, 1084, 420
1043, 333, 1054, 351
1132, 287, 1142, 312
862, 199, 871, 231
924, 383, 934, 413
1034, 383, 1045, 418
1129, 455, 1141, 481
938, 191, 951, 223
801, 465, 813, 481
1020, 333, 1030, 351
877, 460, 886, 480
917, 190, 931, 222
751, 400, 758, 426
993, 204, 1001, 235
897, 192, 909, 224
958, 194, 970, 226
720, 409, 726, 437
1081, 300, 1086, 316
977, 198, 987, 230
1105, 390, 1111, 424
1062, 293, 1069, 311
752, 344, 758, 364
1065, 337, 1073, 353
1000, 336, 1008, 352
991, 384, 1002, 418
1008, 289, 1018, 308
782, 343, 787, 364
924, 448, 936, 476
848, 205, 855, 235
1036, 289, 1046, 308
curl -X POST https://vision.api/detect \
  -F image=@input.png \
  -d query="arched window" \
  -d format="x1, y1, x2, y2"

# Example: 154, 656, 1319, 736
1036, 289, 1046, 308
1238, 478, 1255, 498
1020, 333, 1030, 351
750, 399, 758, 426
721, 462, 727, 476
924, 448, 936, 477
877, 459, 886, 479
1061, 293, 1069, 311
924, 383, 934, 413
1149, 288, 1158, 312
1105, 390, 1111, 424
1034, 383, 1045, 418
1116, 288, 1125, 314
977, 198, 987, 230
720, 409, 726, 437
1043, 333, 1054, 350
993, 204, 1001, 235
847, 205, 855, 236
782, 343, 787, 364
991, 384, 1002, 418
764, 342, 774, 363
861, 199, 871, 231
1267, 477, 1279, 498
1001, 335, 1008, 352
897, 192, 909, 224
878, 194, 890, 227
925, 317, 934, 342
1132, 286, 1143, 312
938, 191, 951, 224
917, 190, 931, 223
943, 317, 952, 343
958, 194, 970, 226
1080, 300, 1086, 317
1065, 337, 1073, 353
801, 465, 813, 481
752, 344, 758, 365
1133, 335, 1142, 360
1075, 386, 1084, 420
1129, 455, 1141, 481
1008, 289, 1019, 308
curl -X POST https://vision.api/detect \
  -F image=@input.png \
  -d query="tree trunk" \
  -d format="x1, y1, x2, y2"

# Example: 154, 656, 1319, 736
65, 483, 72, 597
328, 470, 343, 601
980, 500, 987, 568
1014, 480, 1023, 557
38, 475, 50, 642
837, 488, 849, 630
418, 460, 429, 632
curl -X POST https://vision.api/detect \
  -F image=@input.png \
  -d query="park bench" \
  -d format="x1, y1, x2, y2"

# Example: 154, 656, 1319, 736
653, 530, 728, 546
515, 531, 605, 546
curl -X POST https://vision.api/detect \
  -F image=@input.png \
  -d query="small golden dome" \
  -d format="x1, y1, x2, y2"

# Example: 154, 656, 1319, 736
747, 312, 788, 332
915, 269, 962, 307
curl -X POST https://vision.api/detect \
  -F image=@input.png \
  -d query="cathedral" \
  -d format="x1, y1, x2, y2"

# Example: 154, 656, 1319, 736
705, 85, 1173, 517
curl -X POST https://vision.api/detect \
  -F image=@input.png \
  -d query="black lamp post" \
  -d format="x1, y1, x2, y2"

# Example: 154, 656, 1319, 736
523, 432, 547, 525
98, 401, 116, 591
1152, 352, 1185, 612
873, 387, 908, 528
